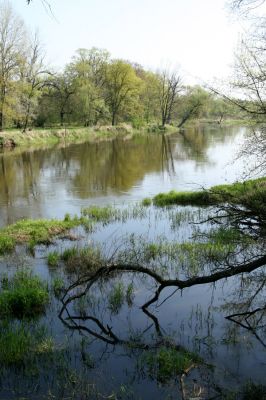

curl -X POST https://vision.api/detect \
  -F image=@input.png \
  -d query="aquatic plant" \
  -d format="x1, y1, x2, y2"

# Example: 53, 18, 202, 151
126, 283, 134, 306
61, 246, 103, 274
142, 346, 200, 383
47, 250, 60, 267
0, 321, 54, 366
0, 217, 82, 254
108, 282, 124, 313
141, 197, 152, 207
52, 276, 65, 297
0, 234, 15, 255
153, 177, 266, 207
0, 269, 49, 318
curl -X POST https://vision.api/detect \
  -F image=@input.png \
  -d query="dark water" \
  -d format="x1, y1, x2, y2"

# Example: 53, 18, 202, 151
0, 126, 265, 399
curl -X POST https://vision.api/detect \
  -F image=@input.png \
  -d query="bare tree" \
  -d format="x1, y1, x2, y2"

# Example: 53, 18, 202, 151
0, 1, 27, 131
19, 32, 47, 132
157, 69, 182, 127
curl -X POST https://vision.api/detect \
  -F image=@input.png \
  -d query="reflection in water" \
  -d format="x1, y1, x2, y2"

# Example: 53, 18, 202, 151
0, 126, 248, 226
57, 259, 265, 398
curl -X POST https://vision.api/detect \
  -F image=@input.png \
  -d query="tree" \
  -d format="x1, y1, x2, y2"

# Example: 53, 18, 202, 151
177, 86, 210, 128
43, 72, 76, 126
18, 32, 47, 131
157, 69, 182, 127
140, 71, 160, 123
0, 1, 27, 131
67, 48, 109, 126
104, 60, 142, 126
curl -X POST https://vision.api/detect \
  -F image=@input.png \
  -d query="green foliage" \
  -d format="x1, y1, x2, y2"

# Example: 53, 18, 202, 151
142, 347, 200, 383
61, 246, 103, 274
61, 246, 79, 262
141, 197, 152, 207
52, 276, 65, 297
82, 205, 117, 223
153, 177, 266, 207
0, 217, 82, 254
0, 320, 53, 366
0, 234, 15, 255
47, 251, 60, 267
0, 270, 49, 318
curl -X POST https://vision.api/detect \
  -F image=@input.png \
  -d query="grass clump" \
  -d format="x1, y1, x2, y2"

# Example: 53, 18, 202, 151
0, 320, 54, 366
61, 246, 103, 274
52, 276, 65, 297
142, 347, 200, 383
108, 282, 124, 313
141, 197, 152, 207
153, 177, 266, 207
0, 234, 15, 255
47, 251, 60, 267
0, 270, 49, 318
82, 205, 119, 224
0, 217, 82, 254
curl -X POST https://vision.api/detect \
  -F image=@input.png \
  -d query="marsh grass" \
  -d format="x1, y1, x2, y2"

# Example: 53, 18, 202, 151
0, 234, 15, 255
142, 347, 200, 383
141, 198, 152, 207
81, 204, 147, 225
0, 269, 49, 318
52, 276, 65, 297
108, 282, 124, 313
47, 251, 60, 267
153, 177, 266, 207
0, 216, 82, 254
0, 321, 54, 366
61, 246, 103, 274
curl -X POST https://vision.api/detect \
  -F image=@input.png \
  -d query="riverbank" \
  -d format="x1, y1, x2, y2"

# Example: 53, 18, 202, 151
0, 118, 251, 150
0, 124, 178, 149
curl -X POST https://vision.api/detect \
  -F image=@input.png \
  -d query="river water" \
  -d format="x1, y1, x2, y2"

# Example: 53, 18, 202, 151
0, 125, 265, 400
0, 125, 248, 226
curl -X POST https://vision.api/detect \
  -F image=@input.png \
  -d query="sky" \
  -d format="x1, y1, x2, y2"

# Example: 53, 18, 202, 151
12, 0, 243, 84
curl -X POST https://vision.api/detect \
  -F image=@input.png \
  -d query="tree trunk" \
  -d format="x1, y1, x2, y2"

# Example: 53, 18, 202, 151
112, 112, 116, 126
0, 111, 3, 132
60, 111, 64, 127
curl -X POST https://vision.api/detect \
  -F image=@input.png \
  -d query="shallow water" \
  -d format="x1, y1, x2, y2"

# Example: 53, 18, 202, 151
0, 126, 265, 399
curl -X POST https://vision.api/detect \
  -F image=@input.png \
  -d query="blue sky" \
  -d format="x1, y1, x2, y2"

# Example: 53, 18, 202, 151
13, 0, 242, 83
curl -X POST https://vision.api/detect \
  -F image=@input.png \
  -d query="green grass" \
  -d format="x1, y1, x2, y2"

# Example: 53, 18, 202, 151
141, 198, 152, 207
81, 204, 147, 225
47, 251, 60, 267
52, 276, 65, 297
0, 124, 173, 150
0, 234, 15, 255
108, 282, 124, 313
0, 269, 49, 318
0, 216, 82, 254
0, 320, 54, 366
142, 346, 200, 383
61, 246, 103, 274
82, 205, 119, 223
153, 177, 266, 207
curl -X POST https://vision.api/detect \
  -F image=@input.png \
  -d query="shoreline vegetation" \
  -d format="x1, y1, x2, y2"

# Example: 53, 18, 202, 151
0, 118, 250, 150
0, 177, 264, 254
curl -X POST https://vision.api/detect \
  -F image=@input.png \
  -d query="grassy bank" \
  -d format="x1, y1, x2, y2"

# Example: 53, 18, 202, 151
0, 216, 82, 254
0, 124, 178, 149
146, 177, 266, 207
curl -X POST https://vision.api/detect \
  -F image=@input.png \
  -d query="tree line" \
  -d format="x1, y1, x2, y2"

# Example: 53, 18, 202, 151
0, 1, 242, 132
